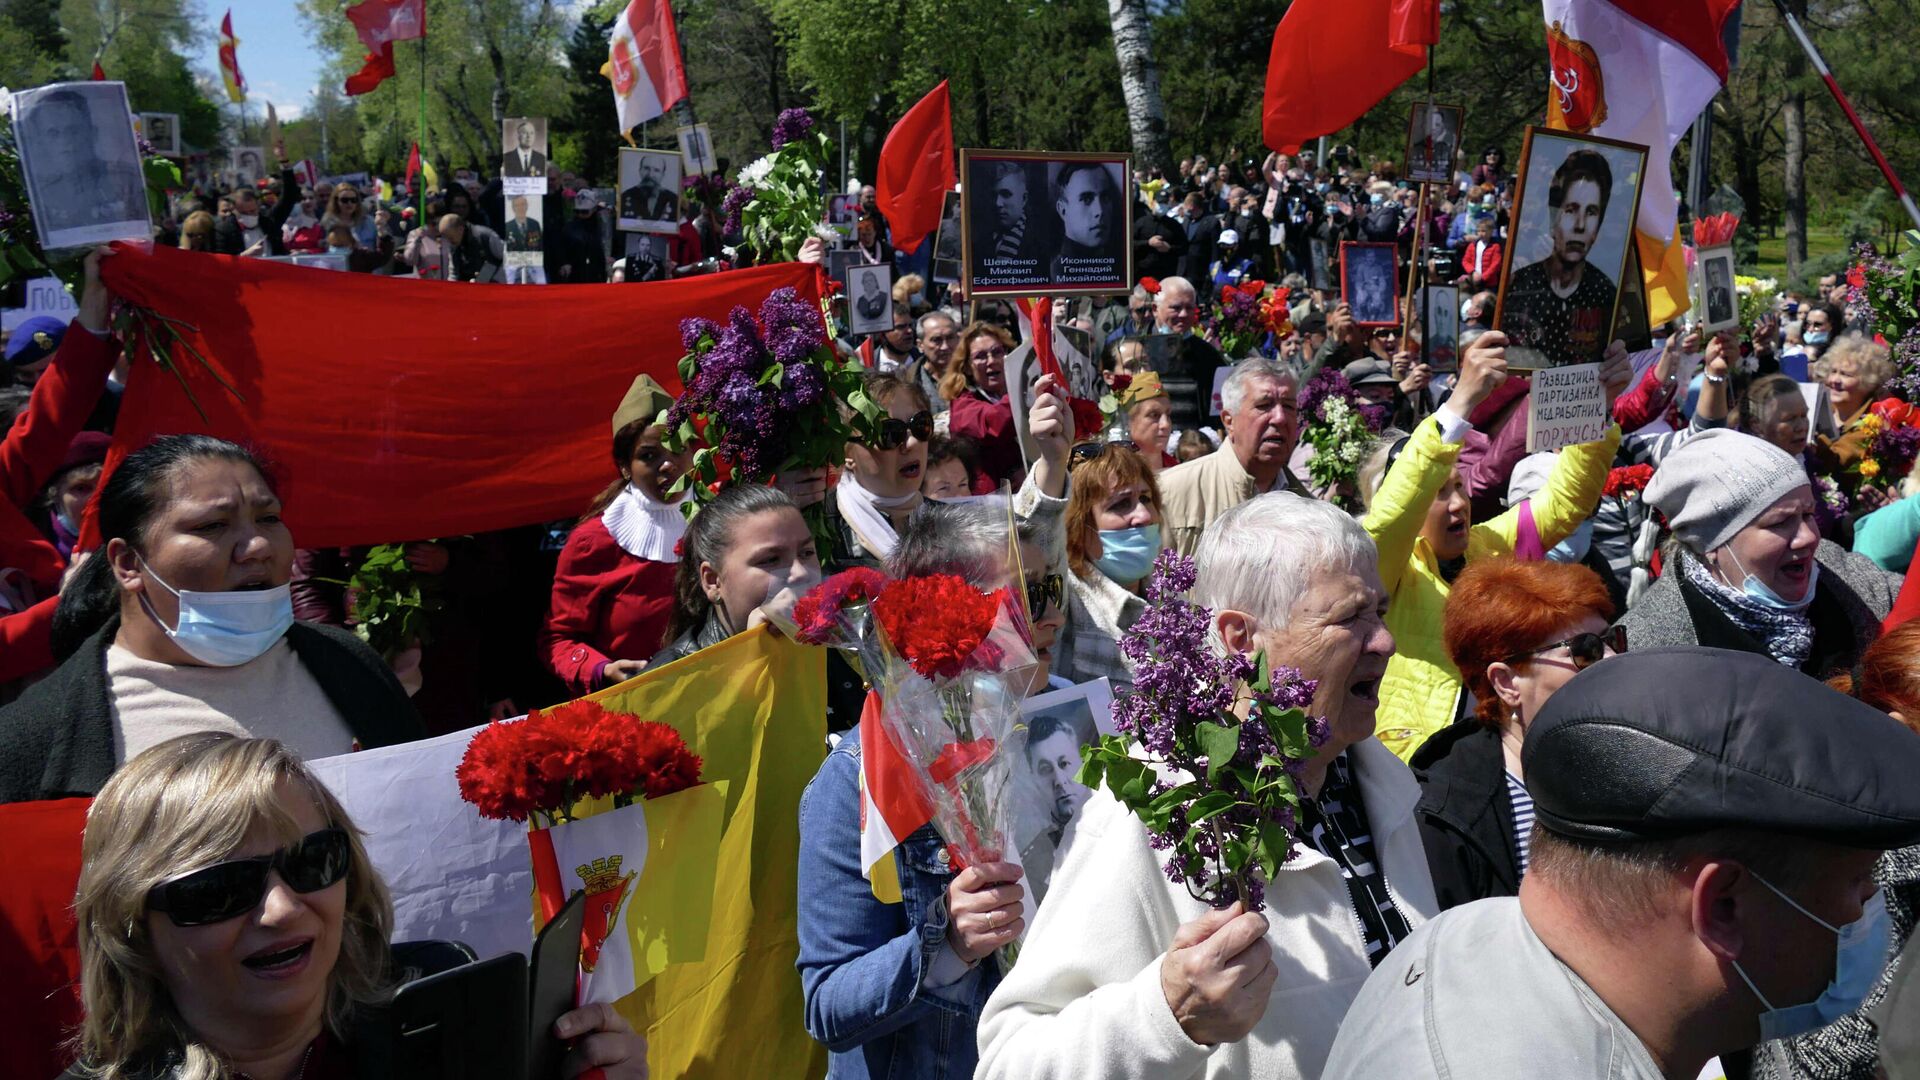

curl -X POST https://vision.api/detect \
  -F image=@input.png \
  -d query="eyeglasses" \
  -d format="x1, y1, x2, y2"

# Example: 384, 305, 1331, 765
337, 197, 361, 205
869, 410, 933, 451
1071, 439, 1135, 466
147, 828, 352, 927
971, 346, 1008, 362
1025, 572, 1064, 617
1507, 626, 1626, 671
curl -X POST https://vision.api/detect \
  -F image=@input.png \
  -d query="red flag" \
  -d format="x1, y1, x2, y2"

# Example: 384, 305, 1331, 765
218, 10, 246, 102
875, 81, 954, 252
0, 797, 91, 1080
1262, 0, 1433, 153
345, 0, 425, 50
89, 61, 104, 81
88, 245, 823, 549
344, 41, 397, 96
405, 141, 421, 191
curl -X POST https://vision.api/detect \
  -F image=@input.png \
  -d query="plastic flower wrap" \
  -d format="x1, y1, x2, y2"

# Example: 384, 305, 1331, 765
1078, 552, 1324, 910
1297, 368, 1386, 510
662, 287, 875, 556
733, 107, 831, 263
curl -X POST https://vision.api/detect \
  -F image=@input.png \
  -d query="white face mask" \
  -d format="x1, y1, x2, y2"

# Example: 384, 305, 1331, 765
237, 213, 260, 229
138, 558, 294, 667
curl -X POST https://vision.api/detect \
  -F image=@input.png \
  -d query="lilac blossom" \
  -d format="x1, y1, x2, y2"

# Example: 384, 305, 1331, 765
770, 108, 817, 149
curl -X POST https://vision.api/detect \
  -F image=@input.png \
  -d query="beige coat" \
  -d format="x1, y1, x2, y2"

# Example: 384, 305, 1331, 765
1158, 443, 1305, 556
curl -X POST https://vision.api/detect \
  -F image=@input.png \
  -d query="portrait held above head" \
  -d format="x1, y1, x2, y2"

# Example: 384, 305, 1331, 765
618, 148, 681, 233
965, 151, 1132, 296
15, 82, 151, 249
501, 117, 548, 179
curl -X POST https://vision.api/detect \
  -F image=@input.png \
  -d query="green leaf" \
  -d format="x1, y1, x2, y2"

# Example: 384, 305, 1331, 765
1256, 820, 1290, 880
1196, 720, 1240, 785
1186, 791, 1238, 825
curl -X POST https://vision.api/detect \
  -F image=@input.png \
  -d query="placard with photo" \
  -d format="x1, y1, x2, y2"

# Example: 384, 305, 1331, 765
826, 193, 859, 238
962, 149, 1132, 297
1494, 126, 1649, 370
503, 191, 545, 268
501, 116, 549, 196
1614, 245, 1653, 352
1404, 102, 1463, 186
1340, 242, 1399, 327
615, 147, 682, 235
931, 190, 963, 283
12, 82, 151, 250
676, 122, 715, 176
232, 146, 266, 187
1422, 284, 1460, 370
140, 112, 180, 156
846, 263, 895, 336
1013, 679, 1114, 909
1693, 243, 1739, 335
825, 248, 859, 288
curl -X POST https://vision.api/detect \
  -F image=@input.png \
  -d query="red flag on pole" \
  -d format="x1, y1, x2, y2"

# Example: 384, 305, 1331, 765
875, 81, 954, 252
218, 10, 246, 102
405, 141, 422, 192
344, 42, 397, 96
1262, 0, 1433, 153
341, 0, 423, 96
89, 61, 105, 81
602, 0, 689, 134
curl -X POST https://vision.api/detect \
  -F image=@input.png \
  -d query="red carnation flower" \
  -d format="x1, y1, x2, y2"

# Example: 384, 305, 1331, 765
629, 719, 703, 799
1068, 397, 1105, 441
457, 717, 564, 822
793, 567, 888, 645
1140, 277, 1162, 295
872, 574, 1006, 680
1603, 463, 1656, 499
1848, 264, 1867, 289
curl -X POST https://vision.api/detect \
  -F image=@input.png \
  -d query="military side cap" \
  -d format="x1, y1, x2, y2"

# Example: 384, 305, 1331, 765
612, 375, 673, 437
1523, 646, 1920, 848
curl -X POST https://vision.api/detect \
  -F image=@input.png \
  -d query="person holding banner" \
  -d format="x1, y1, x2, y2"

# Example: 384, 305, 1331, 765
1355, 332, 1624, 762
64, 732, 648, 1079
0, 436, 423, 803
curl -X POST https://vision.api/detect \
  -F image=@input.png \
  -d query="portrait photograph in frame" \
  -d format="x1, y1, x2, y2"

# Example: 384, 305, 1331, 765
846, 263, 895, 336
615, 147, 682, 235
1340, 242, 1400, 327
13, 82, 151, 251
1693, 244, 1740, 335
1404, 102, 1463, 186
961, 148, 1132, 298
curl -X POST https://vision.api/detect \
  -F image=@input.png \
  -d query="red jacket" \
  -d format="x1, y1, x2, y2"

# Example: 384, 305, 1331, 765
0, 324, 119, 683
1461, 239, 1502, 287
948, 392, 1022, 492
540, 516, 678, 696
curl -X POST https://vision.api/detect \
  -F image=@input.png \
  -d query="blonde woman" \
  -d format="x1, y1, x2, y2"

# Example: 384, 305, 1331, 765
177, 211, 215, 252
319, 183, 377, 251
64, 733, 646, 1079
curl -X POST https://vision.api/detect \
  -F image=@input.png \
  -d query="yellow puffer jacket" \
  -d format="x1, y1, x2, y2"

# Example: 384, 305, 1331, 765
1362, 413, 1620, 761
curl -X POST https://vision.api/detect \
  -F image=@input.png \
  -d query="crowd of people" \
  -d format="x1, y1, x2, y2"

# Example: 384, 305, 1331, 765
7, 130, 1920, 1080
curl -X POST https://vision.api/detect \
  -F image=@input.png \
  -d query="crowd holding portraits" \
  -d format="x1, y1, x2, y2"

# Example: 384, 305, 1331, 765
1494, 127, 1648, 370
962, 149, 1132, 296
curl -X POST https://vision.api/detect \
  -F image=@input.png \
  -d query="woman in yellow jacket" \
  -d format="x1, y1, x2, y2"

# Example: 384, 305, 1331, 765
1360, 331, 1626, 761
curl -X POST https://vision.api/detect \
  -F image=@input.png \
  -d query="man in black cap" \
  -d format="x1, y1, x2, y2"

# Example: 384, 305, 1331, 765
1325, 646, 1920, 1079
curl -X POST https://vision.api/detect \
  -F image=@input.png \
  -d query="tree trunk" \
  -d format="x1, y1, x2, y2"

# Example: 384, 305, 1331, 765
1783, 0, 1808, 280
1108, 0, 1173, 177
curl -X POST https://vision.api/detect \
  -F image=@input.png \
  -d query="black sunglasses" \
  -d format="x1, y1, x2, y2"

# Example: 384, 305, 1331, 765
147, 828, 352, 927
336, 196, 361, 204
869, 410, 933, 452
1026, 572, 1064, 618
1508, 626, 1626, 670
1071, 439, 1136, 466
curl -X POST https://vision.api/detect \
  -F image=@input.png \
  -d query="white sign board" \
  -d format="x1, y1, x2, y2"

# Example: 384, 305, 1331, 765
1527, 363, 1607, 452
3, 275, 80, 332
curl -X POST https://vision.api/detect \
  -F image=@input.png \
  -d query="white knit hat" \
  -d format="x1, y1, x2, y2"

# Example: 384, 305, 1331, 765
1644, 429, 1810, 553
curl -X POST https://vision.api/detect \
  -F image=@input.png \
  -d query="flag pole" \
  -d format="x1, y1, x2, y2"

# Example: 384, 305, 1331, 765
417, 35, 428, 223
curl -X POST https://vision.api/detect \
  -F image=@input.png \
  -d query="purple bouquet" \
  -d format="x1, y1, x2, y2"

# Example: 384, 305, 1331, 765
771, 108, 817, 149
1079, 551, 1325, 910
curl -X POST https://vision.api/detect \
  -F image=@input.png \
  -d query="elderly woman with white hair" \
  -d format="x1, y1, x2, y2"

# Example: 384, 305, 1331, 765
1621, 427, 1899, 675
975, 493, 1438, 1080
1812, 333, 1898, 477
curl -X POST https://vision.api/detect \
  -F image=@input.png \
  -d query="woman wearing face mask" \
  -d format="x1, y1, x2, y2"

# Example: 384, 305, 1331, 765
65, 731, 646, 1080
1811, 334, 1896, 478
1356, 333, 1623, 762
1054, 443, 1162, 690
1412, 557, 1617, 910
39, 431, 110, 560
650, 484, 822, 666
797, 502, 1066, 1080
0, 435, 421, 804
1623, 429, 1898, 673
542, 375, 692, 694
941, 323, 1025, 489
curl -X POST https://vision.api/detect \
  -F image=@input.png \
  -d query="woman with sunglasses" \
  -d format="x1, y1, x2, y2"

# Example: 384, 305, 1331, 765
320, 184, 376, 252
1412, 557, 1617, 910
941, 322, 1026, 489
1055, 442, 1163, 689
0, 436, 421, 804
1626, 428, 1897, 674
66, 732, 646, 1079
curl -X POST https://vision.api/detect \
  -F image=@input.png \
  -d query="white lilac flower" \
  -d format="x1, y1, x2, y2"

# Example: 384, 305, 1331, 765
738, 154, 776, 187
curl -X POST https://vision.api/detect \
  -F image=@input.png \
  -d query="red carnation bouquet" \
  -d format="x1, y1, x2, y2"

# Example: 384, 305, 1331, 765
457, 699, 702, 825
1603, 463, 1655, 501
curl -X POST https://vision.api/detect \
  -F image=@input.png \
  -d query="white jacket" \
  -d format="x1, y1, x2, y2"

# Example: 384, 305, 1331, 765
975, 736, 1438, 1080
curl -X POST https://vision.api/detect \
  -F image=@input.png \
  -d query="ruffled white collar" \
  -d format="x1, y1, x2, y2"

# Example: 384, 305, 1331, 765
601, 484, 687, 563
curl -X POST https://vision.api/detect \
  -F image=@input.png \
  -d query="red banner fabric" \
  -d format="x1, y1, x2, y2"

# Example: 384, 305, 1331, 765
93, 245, 820, 550
344, 41, 396, 97
875, 81, 954, 252
0, 797, 91, 1080
1262, 0, 1430, 154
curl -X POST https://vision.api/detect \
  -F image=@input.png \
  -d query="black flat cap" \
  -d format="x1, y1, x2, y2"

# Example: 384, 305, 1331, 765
1523, 646, 1920, 847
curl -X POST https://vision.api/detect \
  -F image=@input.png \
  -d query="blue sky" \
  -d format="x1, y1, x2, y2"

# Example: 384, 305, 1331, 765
211, 1, 328, 118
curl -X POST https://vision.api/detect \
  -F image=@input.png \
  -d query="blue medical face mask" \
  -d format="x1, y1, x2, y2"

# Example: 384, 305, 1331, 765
138, 557, 294, 667
1725, 547, 1819, 612
1806, 330, 1831, 347
1732, 875, 1890, 1042
1548, 519, 1592, 564
328, 244, 354, 256
1094, 523, 1161, 586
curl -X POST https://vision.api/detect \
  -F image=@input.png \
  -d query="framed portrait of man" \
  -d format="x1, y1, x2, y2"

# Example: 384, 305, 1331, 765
961, 148, 1132, 297
1494, 127, 1650, 370
140, 112, 181, 156
233, 146, 265, 187
501, 117, 549, 196
615, 147, 683, 235
676, 123, 715, 176
846, 263, 895, 336
503, 192, 545, 269
1013, 679, 1114, 908
1693, 244, 1739, 334
931, 190, 963, 283
13, 82, 151, 250
1404, 102, 1463, 186
1340, 242, 1400, 327
1423, 284, 1460, 371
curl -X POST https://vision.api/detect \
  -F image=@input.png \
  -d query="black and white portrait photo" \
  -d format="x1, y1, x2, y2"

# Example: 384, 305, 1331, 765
140, 112, 180, 156
962, 149, 1132, 297
501, 117, 548, 196
676, 123, 715, 176
846, 263, 895, 336
616, 147, 682, 235
1423, 284, 1460, 370
931, 190, 962, 283
826, 193, 858, 238
1341, 242, 1399, 327
1405, 102, 1462, 186
1013, 679, 1113, 907
1695, 245, 1739, 334
503, 193, 545, 278
13, 82, 150, 250
1494, 127, 1648, 369
233, 146, 264, 187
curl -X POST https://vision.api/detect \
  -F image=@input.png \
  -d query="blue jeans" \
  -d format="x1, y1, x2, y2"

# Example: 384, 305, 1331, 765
796, 726, 1000, 1079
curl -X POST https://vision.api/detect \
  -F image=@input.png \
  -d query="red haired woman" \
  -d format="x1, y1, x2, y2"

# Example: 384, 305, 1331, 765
1413, 557, 1618, 910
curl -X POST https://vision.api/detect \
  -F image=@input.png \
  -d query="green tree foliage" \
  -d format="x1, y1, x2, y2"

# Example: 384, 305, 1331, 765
60, 0, 220, 148
0, 0, 66, 88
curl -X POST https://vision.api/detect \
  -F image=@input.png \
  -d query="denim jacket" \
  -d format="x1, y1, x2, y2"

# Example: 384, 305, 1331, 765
797, 725, 1001, 1079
